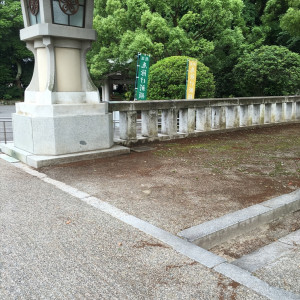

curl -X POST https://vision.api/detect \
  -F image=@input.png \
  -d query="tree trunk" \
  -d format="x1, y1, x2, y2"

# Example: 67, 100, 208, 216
15, 61, 22, 89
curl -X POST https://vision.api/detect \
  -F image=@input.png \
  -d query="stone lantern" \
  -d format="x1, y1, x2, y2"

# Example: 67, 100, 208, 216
2, 1, 128, 167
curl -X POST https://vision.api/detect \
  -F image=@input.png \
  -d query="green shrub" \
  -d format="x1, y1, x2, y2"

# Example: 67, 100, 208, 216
233, 46, 300, 96
2, 86, 23, 101
148, 56, 215, 100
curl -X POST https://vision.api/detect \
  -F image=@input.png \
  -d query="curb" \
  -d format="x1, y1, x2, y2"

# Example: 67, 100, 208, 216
178, 189, 300, 249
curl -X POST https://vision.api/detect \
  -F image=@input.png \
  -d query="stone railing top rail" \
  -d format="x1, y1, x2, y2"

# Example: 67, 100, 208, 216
108, 96, 300, 112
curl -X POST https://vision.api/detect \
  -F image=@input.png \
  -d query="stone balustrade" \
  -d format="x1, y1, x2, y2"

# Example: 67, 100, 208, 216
108, 96, 300, 145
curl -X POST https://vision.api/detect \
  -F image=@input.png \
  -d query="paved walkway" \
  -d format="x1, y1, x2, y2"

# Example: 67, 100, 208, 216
0, 157, 299, 299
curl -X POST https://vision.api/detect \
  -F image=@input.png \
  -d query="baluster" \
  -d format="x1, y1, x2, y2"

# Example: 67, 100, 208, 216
141, 110, 158, 137
119, 111, 137, 140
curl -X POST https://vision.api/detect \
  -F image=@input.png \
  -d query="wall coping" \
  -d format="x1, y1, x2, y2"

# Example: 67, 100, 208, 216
108, 96, 300, 112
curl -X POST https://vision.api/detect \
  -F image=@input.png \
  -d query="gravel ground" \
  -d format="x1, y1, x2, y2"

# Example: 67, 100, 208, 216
254, 250, 300, 295
0, 159, 267, 299
1, 117, 299, 299
41, 123, 300, 234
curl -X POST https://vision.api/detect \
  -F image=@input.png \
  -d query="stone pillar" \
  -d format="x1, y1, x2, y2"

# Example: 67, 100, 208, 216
264, 104, 271, 124
196, 108, 206, 131
239, 105, 248, 127
275, 103, 283, 123
285, 102, 292, 121
161, 108, 177, 136
248, 105, 253, 126
179, 108, 195, 133
102, 78, 110, 102
291, 102, 296, 121
220, 107, 226, 129
12, 0, 114, 157
211, 107, 220, 130
259, 104, 265, 125
271, 103, 277, 123
202, 107, 212, 131
226, 106, 239, 128
296, 102, 300, 120
119, 111, 137, 140
282, 103, 287, 122
141, 110, 158, 137
252, 104, 260, 125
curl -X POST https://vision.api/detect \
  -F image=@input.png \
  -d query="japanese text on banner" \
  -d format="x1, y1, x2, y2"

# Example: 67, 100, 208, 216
186, 60, 197, 100
135, 54, 150, 100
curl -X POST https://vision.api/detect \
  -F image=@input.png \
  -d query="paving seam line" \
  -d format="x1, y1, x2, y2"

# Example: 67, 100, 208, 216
8, 161, 300, 300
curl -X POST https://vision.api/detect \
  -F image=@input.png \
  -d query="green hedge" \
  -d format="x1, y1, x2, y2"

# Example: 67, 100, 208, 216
233, 46, 300, 96
148, 56, 215, 100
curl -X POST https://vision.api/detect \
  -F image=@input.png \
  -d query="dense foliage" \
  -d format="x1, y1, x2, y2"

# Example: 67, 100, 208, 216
1, 0, 299, 100
148, 56, 215, 100
0, 0, 33, 100
233, 45, 300, 96
91, 0, 300, 98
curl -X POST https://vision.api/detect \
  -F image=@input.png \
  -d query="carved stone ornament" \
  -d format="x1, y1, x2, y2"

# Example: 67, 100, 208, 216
59, 0, 80, 15
29, 0, 39, 16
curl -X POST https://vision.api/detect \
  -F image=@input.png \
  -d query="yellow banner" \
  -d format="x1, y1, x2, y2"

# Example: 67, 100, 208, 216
186, 60, 197, 100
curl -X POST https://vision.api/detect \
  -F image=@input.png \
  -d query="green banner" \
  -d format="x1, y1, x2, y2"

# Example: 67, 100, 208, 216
135, 53, 150, 100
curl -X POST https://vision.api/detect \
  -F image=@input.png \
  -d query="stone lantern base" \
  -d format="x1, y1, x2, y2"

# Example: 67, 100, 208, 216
1, 102, 130, 168
13, 102, 113, 155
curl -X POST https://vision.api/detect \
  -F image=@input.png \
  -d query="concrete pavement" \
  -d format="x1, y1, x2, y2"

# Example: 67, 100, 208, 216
0, 157, 299, 299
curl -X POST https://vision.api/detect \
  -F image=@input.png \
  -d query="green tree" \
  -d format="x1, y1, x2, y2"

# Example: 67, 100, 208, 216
204, 27, 246, 97
0, 0, 33, 100
233, 45, 300, 96
90, 0, 245, 87
280, 0, 300, 37
148, 56, 215, 100
261, 0, 300, 53
242, 0, 268, 27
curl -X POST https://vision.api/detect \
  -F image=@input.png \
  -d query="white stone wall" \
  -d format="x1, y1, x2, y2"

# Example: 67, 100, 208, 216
109, 96, 300, 144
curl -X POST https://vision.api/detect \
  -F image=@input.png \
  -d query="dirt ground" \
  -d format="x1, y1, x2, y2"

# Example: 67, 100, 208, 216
41, 123, 300, 235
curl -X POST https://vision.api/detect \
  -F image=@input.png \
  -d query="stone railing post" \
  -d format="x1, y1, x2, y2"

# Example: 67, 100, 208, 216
211, 105, 226, 130
141, 110, 158, 137
119, 111, 137, 140
211, 106, 221, 130
264, 103, 271, 124
179, 108, 195, 133
196, 107, 212, 131
239, 105, 248, 127
248, 104, 253, 125
284, 102, 292, 121
282, 102, 287, 122
296, 102, 300, 120
271, 103, 277, 123
252, 104, 260, 125
226, 106, 239, 128
161, 108, 177, 136
259, 104, 265, 125
291, 102, 296, 121
220, 106, 226, 129
108, 96, 299, 145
